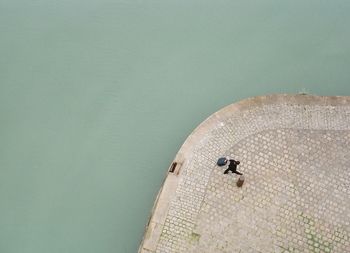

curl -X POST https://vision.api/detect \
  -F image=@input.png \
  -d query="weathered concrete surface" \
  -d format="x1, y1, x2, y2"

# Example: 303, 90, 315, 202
139, 94, 350, 253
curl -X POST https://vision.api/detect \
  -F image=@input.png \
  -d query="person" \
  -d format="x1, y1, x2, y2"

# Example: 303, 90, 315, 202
224, 158, 242, 175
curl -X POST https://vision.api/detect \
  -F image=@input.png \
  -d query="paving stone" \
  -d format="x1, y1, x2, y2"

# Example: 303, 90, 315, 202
139, 95, 350, 253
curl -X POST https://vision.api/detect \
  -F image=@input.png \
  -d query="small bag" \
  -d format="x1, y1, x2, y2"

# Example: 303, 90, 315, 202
217, 157, 227, 166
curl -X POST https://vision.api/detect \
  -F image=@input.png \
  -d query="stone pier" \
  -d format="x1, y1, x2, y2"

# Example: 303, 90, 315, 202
139, 94, 350, 253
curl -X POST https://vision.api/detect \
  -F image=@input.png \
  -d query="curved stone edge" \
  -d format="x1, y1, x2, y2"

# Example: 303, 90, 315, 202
137, 93, 350, 253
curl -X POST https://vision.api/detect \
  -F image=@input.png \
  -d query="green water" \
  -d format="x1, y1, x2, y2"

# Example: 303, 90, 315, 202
1, 1, 350, 252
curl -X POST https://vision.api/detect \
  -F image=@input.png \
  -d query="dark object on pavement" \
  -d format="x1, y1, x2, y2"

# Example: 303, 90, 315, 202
224, 159, 242, 175
236, 175, 245, 187
217, 157, 228, 166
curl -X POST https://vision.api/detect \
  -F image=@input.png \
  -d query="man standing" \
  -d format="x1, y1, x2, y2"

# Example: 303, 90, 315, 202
224, 158, 242, 175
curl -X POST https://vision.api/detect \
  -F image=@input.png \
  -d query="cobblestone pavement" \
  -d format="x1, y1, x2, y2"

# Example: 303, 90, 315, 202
139, 95, 350, 253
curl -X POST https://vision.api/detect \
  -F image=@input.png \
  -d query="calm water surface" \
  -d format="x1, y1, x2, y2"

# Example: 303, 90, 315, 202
1, 1, 350, 252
